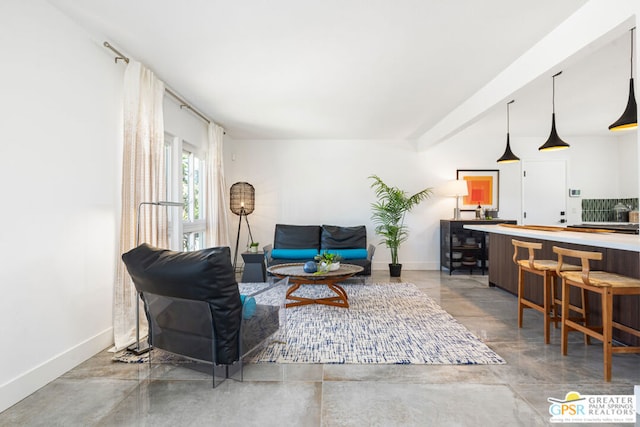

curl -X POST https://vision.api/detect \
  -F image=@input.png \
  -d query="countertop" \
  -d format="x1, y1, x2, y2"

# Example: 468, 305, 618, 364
463, 224, 640, 252
580, 222, 638, 225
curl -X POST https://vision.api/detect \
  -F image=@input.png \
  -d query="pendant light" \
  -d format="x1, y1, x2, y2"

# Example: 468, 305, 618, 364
497, 100, 519, 163
609, 27, 637, 131
539, 71, 570, 151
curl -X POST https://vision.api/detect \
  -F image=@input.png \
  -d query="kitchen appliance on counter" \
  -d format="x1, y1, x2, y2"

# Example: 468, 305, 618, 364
484, 209, 498, 219
567, 223, 639, 234
612, 203, 630, 223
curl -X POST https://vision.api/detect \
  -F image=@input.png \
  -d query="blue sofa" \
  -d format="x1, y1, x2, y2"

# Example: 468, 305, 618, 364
264, 224, 375, 275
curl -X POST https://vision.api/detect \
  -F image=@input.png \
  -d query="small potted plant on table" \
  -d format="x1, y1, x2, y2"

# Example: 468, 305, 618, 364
314, 251, 342, 273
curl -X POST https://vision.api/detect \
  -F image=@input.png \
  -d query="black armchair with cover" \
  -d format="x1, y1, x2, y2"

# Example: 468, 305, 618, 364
121, 243, 285, 387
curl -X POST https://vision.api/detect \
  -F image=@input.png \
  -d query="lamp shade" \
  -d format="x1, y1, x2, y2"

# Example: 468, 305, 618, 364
539, 72, 570, 152
230, 182, 255, 215
539, 113, 570, 151
497, 134, 520, 163
608, 78, 637, 131
443, 179, 469, 197
609, 28, 637, 131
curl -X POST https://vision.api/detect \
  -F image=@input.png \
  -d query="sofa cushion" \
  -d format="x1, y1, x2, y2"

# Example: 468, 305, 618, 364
274, 224, 321, 249
321, 225, 366, 249
323, 248, 368, 260
271, 248, 319, 259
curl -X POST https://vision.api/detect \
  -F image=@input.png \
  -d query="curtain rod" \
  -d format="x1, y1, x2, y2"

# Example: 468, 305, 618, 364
103, 41, 211, 125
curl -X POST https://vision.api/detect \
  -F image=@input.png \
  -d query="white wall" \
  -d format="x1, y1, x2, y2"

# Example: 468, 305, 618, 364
435, 120, 638, 224
0, 0, 122, 412
224, 138, 448, 271
225, 121, 637, 272
616, 132, 639, 199
566, 134, 638, 199
223, 135, 548, 271
164, 97, 208, 152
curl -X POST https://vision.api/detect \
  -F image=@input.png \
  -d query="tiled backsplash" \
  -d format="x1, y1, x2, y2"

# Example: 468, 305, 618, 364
581, 198, 639, 222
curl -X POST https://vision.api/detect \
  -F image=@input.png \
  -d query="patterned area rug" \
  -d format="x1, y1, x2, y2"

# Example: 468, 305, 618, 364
111, 349, 192, 364
241, 282, 505, 365
112, 351, 148, 363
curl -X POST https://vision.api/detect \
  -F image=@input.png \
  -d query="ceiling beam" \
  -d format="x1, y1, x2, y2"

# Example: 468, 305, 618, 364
415, 0, 637, 151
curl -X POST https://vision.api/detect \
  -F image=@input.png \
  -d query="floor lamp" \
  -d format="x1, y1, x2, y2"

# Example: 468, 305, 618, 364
128, 200, 183, 355
230, 182, 255, 272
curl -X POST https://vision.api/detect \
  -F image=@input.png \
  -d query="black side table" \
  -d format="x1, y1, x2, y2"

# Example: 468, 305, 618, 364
241, 252, 267, 282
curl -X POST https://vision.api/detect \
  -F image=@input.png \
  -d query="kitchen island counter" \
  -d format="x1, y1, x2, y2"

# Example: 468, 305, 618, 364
464, 223, 640, 252
465, 223, 639, 346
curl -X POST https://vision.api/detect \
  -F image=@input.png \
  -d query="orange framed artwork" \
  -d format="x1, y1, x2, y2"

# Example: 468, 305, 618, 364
456, 169, 499, 211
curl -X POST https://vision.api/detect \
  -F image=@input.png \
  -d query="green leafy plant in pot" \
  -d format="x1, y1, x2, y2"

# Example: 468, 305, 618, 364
369, 175, 433, 277
314, 251, 342, 273
314, 251, 342, 265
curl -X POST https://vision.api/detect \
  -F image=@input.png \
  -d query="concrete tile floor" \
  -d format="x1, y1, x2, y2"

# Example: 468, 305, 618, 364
1, 270, 639, 426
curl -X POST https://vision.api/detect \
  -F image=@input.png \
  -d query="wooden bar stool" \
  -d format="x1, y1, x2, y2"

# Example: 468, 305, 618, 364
512, 239, 583, 344
553, 246, 640, 382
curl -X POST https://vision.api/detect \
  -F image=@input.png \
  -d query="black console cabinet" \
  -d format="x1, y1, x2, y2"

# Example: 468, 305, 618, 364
440, 219, 516, 275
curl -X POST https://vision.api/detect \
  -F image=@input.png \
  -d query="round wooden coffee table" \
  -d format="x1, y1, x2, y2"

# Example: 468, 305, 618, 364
267, 263, 363, 308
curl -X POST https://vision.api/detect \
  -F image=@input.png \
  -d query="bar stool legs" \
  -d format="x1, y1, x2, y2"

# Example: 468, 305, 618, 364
561, 277, 615, 381
516, 263, 558, 343
555, 280, 590, 346
602, 287, 613, 382
554, 245, 640, 382
512, 239, 583, 344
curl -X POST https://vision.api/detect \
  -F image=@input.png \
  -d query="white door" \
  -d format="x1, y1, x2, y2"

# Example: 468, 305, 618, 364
522, 160, 567, 226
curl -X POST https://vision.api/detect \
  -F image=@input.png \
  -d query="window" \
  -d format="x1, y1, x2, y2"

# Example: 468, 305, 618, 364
165, 133, 206, 251
181, 147, 205, 251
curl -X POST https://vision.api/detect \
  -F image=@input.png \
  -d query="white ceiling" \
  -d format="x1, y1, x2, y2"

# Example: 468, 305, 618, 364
48, 0, 635, 141
455, 27, 636, 140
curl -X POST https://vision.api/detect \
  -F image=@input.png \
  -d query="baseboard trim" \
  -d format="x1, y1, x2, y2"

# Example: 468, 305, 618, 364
371, 261, 440, 271
0, 327, 113, 413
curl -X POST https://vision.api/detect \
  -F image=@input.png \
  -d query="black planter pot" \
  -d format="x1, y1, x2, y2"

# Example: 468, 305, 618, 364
389, 263, 402, 277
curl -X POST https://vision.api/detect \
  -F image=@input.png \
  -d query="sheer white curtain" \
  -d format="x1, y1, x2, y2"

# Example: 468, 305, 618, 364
113, 61, 166, 351
205, 122, 231, 247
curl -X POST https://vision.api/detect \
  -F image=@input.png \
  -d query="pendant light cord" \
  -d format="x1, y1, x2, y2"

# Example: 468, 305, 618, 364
506, 100, 514, 132
630, 27, 635, 79
551, 71, 562, 114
